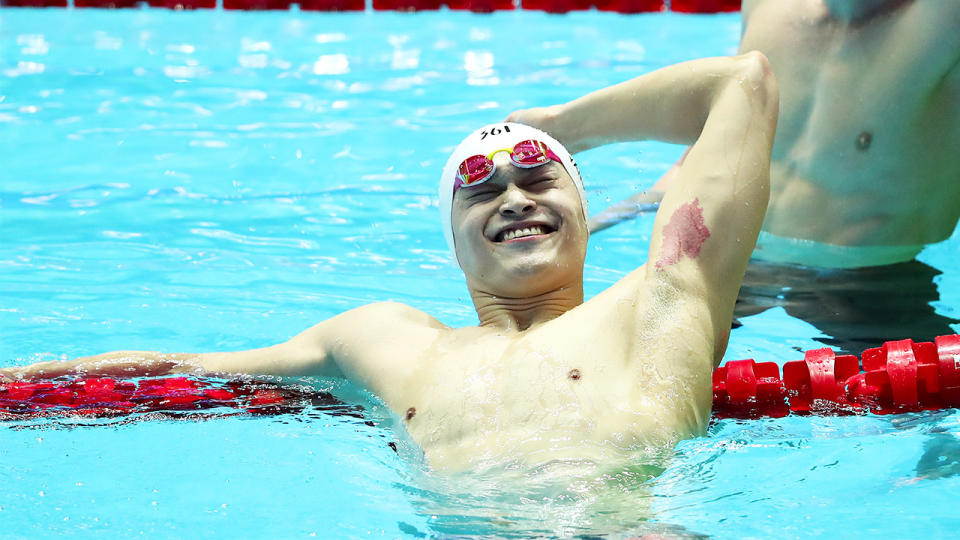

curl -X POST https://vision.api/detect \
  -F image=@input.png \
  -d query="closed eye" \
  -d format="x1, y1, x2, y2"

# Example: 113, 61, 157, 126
464, 186, 501, 202
523, 176, 557, 191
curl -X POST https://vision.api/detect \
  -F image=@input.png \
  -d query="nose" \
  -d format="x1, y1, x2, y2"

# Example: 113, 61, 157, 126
499, 185, 536, 217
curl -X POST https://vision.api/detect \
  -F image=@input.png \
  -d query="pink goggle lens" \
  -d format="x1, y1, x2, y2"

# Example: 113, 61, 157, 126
457, 154, 496, 188
454, 140, 561, 191
509, 139, 553, 167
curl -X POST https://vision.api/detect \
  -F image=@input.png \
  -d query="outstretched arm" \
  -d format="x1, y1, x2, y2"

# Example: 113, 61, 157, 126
0, 322, 343, 381
0, 302, 437, 384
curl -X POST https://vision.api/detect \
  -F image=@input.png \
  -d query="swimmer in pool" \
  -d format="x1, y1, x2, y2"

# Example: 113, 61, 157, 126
589, 0, 960, 352
0, 53, 778, 472
594, 0, 960, 264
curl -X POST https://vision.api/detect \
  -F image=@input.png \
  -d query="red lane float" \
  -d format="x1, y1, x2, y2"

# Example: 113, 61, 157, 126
669, 0, 739, 13
222, 0, 291, 9
5, 334, 957, 421
1, 0, 67, 6
371, 0, 440, 11
594, 0, 662, 13
73, 0, 139, 6
713, 334, 960, 418
713, 359, 789, 418
0, 0, 706, 11
519, 0, 662, 14
147, 0, 216, 9
0, 376, 308, 420
298, 0, 366, 10
445, 0, 515, 12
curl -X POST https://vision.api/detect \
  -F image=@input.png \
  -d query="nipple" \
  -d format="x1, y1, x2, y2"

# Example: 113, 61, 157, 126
568, 369, 581, 381
856, 131, 872, 151
405, 407, 416, 421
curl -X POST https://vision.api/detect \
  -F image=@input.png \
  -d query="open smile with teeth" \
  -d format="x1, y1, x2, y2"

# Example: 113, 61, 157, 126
497, 225, 554, 242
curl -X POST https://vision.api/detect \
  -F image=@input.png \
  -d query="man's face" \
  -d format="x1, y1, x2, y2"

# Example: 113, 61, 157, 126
450, 152, 589, 297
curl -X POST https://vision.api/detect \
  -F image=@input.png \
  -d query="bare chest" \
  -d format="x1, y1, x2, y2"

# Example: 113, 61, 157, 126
403, 338, 618, 445
743, 2, 960, 241
389, 323, 709, 468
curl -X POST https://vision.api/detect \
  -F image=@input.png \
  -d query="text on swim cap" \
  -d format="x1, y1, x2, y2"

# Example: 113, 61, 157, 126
479, 125, 511, 140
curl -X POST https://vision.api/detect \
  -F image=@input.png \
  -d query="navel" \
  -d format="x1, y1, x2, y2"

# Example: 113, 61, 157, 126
405, 407, 416, 421
856, 131, 872, 151
568, 368, 582, 381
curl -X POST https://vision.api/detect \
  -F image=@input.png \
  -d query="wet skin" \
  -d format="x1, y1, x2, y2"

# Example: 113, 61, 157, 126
741, 0, 960, 248
450, 154, 589, 307
591, 0, 960, 257
0, 54, 778, 473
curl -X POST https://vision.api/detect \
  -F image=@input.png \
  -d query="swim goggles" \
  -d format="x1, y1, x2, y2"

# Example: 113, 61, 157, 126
454, 139, 563, 192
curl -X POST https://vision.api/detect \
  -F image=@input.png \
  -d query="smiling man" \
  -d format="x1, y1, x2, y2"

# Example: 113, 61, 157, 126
0, 53, 778, 472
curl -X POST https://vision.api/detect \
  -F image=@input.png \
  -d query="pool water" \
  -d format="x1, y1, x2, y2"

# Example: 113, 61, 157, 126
2, 8, 959, 538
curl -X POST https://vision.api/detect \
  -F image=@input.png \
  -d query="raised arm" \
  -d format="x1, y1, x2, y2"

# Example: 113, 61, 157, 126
509, 53, 776, 154
509, 52, 778, 359
642, 53, 777, 337
588, 1, 763, 235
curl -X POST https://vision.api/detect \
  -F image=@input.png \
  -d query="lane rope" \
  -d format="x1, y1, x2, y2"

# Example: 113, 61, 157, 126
0, 0, 740, 14
3, 334, 959, 420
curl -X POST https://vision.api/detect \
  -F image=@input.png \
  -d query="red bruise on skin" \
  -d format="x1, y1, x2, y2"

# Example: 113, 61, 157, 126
655, 198, 711, 271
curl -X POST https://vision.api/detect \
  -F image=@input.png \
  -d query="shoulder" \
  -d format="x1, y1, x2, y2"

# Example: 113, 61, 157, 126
740, 0, 804, 29
740, 0, 775, 19
317, 302, 448, 391
296, 301, 447, 357
331, 302, 448, 331
892, 2, 960, 93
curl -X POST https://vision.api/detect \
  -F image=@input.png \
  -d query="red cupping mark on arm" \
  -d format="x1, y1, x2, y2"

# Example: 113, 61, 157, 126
655, 198, 711, 271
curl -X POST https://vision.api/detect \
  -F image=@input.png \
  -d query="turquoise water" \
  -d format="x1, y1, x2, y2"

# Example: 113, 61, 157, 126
2, 8, 959, 538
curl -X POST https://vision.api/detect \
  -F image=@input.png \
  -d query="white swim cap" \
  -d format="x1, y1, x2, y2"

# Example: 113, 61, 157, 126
439, 122, 588, 265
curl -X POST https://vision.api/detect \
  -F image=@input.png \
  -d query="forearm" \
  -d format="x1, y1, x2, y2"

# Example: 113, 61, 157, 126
0, 351, 202, 381
1, 324, 339, 382
547, 53, 770, 152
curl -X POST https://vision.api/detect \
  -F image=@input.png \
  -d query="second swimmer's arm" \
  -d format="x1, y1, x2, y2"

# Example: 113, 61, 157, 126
587, 190, 663, 233
588, 148, 689, 233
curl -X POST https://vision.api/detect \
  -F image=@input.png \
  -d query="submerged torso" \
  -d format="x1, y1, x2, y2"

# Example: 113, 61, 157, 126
741, 0, 960, 251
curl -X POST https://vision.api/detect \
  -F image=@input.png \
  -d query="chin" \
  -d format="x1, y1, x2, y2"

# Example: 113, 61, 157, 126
460, 236, 586, 293
497, 255, 581, 294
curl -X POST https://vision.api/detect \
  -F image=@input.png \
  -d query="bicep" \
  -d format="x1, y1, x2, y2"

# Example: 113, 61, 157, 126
195, 302, 441, 394
196, 322, 341, 378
